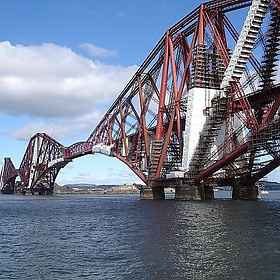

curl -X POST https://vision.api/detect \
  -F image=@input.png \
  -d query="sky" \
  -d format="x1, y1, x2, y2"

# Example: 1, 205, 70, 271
0, 0, 279, 186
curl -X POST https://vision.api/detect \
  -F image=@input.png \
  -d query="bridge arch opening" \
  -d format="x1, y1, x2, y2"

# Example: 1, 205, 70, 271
55, 154, 144, 190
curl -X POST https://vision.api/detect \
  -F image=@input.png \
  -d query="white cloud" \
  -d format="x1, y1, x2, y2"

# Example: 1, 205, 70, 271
6, 111, 102, 140
79, 43, 117, 58
0, 41, 138, 140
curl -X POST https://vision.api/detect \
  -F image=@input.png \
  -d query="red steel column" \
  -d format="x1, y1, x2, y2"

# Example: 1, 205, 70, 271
194, 143, 248, 185
155, 31, 170, 141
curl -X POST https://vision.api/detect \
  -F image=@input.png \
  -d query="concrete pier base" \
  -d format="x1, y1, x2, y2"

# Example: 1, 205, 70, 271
204, 186, 214, 200
45, 187, 54, 195
140, 186, 165, 200
175, 185, 202, 200
232, 184, 260, 200
22, 186, 54, 195
153, 187, 165, 200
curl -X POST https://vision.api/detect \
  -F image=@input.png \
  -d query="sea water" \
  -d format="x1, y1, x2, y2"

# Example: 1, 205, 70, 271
0, 191, 280, 279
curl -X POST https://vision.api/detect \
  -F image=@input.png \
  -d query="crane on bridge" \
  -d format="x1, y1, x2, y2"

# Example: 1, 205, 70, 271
1, 0, 280, 199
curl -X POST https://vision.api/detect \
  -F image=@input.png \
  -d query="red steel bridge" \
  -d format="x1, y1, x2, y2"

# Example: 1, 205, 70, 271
1, 0, 280, 199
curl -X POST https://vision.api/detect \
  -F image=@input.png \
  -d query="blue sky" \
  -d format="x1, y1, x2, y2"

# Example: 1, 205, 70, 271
0, 0, 279, 185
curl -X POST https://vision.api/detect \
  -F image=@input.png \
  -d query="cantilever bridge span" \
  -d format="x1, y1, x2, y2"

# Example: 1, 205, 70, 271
1, 0, 280, 200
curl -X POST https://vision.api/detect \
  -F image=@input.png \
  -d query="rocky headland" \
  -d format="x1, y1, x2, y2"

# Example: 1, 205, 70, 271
54, 184, 175, 195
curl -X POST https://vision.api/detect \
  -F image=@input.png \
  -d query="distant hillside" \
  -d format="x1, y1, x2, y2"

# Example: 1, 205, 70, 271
59, 181, 280, 193
63, 181, 280, 188
63, 184, 119, 190
262, 181, 280, 190
54, 183, 140, 195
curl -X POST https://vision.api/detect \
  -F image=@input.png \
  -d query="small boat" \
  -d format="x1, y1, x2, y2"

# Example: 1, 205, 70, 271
260, 189, 269, 195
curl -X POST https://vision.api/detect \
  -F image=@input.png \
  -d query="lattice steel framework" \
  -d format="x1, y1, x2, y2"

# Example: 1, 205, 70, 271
18, 133, 71, 193
66, 0, 280, 188
0, 158, 18, 193
2, 0, 280, 192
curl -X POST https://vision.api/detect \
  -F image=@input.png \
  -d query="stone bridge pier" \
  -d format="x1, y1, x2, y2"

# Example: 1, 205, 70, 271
139, 183, 215, 200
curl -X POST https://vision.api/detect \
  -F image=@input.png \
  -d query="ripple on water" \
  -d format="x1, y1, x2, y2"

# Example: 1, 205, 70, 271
0, 194, 280, 279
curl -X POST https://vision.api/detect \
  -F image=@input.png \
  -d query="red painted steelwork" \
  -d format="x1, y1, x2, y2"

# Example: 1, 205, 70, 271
43, 1, 280, 187
4, 0, 280, 192
18, 133, 70, 192
273, 0, 280, 10
194, 143, 248, 185
0, 158, 18, 193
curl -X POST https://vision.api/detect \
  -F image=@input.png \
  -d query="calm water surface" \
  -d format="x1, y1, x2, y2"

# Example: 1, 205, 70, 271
0, 191, 280, 279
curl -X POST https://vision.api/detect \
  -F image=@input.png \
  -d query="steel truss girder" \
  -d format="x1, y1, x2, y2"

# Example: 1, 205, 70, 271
7, 0, 280, 189
1, 0, 280, 191
64, 0, 280, 187
0, 157, 18, 192
193, 0, 280, 186
18, 133, 69, 192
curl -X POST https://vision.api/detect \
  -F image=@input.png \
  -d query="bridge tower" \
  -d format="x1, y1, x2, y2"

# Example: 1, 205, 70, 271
64, 0, 280, 200
182, 0, 270, 200
18, 133, 71, 195
191, 0, 280, 200
140, 0, 280, 200
0, 158, 18, 194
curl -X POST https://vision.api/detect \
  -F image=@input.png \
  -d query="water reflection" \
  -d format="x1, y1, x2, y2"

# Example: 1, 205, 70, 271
135, 193, 280, 279
0, 193, 280, 279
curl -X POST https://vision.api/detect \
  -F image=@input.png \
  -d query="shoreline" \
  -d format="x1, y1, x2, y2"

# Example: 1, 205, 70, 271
54, 185, 175, 195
